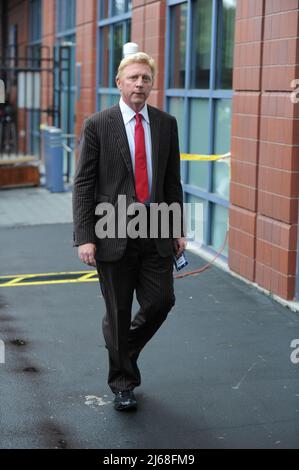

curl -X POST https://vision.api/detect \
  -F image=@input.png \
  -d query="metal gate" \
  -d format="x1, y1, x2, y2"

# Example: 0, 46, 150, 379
0, 44, 73, 181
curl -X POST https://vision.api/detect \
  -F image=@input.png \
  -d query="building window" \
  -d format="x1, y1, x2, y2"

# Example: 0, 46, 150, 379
29, 0, 42, 43
97, 0, 132, 110
169, 3, 187, 88
166, 0, 236, 256
55, 0, 77, 132
211, 203, 228, 255
213, 99, 231, 199
101, 0, 132, 18
191, 0, 212, 89
216, 0, 236, 89
168, 97, 185, 151
56, 0, 77, 34
55, 0, 77, 179
188, 99, 210, 191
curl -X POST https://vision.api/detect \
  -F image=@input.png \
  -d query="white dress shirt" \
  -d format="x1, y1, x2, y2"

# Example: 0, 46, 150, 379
119, 97, 152, 202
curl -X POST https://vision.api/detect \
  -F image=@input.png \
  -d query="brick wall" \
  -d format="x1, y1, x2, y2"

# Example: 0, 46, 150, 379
7, 0, 29, 56
41, 0, 55, 126
229, 0, 299, 300
74, 0, 97, 138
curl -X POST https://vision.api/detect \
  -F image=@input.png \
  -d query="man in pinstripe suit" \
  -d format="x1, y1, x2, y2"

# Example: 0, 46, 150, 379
73, 52, 186, 411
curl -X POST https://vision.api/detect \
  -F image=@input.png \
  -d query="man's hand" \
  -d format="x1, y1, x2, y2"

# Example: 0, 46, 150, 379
173, 237, 187, 258
78, 243, 96, 267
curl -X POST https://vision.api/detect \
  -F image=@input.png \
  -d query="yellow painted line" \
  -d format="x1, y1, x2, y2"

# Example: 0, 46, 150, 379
180, 152, 231, 161
4, 276, 27, 287
0, 270, 96, 279
0, 270, 99, 287
4, 278, 99, 287
77, 271, 99, 281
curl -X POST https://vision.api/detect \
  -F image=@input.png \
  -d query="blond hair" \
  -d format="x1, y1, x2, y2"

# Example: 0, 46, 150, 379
116, 52, 156, 81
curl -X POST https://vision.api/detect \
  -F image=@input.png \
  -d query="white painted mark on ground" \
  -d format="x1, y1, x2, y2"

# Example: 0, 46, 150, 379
85, 395, 111, 409
257, 355, 267, 363
232, 362, 257, 390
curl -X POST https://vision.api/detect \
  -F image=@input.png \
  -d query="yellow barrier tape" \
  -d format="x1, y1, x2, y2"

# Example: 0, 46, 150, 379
180, 152, 231, 161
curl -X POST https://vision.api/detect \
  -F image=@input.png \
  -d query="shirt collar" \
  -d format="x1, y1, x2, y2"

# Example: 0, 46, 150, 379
119, 97, 150, 125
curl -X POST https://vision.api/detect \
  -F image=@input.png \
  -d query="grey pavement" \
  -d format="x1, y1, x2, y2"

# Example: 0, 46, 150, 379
0, 187, 299, 449
0, 186, 73, 227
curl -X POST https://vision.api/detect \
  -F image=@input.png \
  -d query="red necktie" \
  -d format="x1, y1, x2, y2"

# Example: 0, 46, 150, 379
134, 113, 149, 203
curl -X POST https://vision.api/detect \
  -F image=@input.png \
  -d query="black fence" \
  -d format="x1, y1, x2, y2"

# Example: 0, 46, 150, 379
0, 44, 73, 180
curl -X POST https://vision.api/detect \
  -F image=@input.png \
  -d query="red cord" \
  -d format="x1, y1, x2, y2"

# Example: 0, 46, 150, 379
174, 230, 229, 279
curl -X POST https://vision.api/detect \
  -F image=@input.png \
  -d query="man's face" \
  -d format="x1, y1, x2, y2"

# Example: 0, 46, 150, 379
116, 63, 153, 112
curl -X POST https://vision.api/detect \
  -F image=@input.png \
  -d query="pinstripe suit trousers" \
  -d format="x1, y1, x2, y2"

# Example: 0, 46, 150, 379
96, 234, 175, 393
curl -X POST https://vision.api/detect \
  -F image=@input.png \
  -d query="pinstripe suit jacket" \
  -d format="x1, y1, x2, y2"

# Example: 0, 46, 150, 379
72, 103, 183, 261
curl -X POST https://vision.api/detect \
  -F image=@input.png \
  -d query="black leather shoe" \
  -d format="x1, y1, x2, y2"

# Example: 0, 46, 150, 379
113, 390, 137, 411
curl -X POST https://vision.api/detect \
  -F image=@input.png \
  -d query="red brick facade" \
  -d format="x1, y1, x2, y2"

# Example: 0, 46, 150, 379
229, 0, 299, 299
6, 0, 29, 55
74, 0, 97, 139
41, 0, 55, 126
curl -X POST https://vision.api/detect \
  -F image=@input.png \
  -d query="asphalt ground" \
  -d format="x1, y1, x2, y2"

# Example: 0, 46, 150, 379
0, 223, 299, 449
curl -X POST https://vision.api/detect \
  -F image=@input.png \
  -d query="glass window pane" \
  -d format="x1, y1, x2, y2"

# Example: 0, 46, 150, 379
101, 0, 131, 18
169, 3, 187, 88
30, 0, 42, 42
113, 23, 124, 80
100, 26, 110, 87
210, 204, 228, 256
212, 99, 232, 199
212, 160, 230, 200
112, 0, 127, 15
168, 97, 185, 152
191, 0, 212, 89
188, 99, 210, 190
56, 0, 76, 33
99, 94, 111, 111
99, 20, 130, 89
58, 36, 76, 87
99, 93, 119, 111
54, 34, 76, 136
101, 0, 109, 18
111, 94, 120, 105
216, 0, 236, 89
28, 44, 41, 68
28, 110, 41, 157
214, 99, 232, 154
61, 86, 75, 134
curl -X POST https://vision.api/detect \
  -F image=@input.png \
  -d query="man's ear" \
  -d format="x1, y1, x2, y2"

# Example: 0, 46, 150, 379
116, 77, 121, 91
